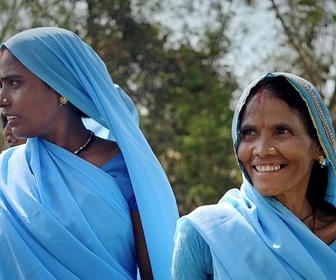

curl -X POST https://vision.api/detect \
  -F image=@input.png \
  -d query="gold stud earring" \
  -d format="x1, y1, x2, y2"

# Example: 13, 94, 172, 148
318, 155, 325, 168
59, 96, 68, 106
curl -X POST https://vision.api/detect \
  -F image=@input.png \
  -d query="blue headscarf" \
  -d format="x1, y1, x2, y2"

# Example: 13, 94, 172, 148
173, 72, 336, 279
232, 72, 336, 206
1, 27, 179, 279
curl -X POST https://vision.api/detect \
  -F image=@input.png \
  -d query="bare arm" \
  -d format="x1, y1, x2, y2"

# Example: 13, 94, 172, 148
131, 211, 153, 280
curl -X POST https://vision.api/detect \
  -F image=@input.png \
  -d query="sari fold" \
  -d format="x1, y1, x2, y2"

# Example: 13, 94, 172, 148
0, 138, 135, 279
174, 72, 336, 279
1, 27, 179, 279
181, 177, 336, 279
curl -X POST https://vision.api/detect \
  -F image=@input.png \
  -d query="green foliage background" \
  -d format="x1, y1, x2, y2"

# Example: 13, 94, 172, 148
0, 0, 335, 215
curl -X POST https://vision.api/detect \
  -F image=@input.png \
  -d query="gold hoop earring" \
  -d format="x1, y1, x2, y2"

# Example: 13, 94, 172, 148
267, 147, 277, 155
59, 96, 68, 106
318, 155, 325, 168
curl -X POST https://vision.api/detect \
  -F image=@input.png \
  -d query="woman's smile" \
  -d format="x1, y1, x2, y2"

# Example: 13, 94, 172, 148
237, 94, 321, 203
254, 164, 282, 172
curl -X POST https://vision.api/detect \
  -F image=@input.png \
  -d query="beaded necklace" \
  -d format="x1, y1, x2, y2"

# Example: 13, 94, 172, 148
73, 130, 94, 155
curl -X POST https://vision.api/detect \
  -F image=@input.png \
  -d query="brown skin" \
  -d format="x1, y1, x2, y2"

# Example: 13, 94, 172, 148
0, 49, 153, 278
238, 94, 336, 245
313, 211, 336, 245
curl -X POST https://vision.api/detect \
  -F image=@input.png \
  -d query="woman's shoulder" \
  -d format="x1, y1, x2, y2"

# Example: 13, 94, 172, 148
186, 188, 244, 220
101, 152, 127, 177
177, 219, 211, 258
174, 218, 213, 279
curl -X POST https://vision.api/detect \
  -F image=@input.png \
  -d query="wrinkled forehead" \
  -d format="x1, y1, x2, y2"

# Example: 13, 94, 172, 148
232, 72, 336, 172
240, 93, 292, 123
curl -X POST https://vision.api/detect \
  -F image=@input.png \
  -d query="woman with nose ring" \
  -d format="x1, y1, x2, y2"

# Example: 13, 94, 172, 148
0, 27, 178, 279
171, 73, 336, 279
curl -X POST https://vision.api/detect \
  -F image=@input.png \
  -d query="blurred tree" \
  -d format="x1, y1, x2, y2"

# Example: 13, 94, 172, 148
0, 0, 84, 42
85, 0, 240, 214
0, 0, 264, 215
1, 0, 335, 214
243, 0, 336, 117
154, 45, 240, 215
269, 0, 336, 121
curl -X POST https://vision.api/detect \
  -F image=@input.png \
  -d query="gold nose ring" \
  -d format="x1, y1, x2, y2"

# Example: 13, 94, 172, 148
2, 98, 7, 102
267, 147, 277, 155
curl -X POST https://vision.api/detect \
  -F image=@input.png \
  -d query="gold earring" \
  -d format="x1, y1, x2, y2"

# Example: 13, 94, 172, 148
59, 96, 68, 106
267, 147, 277, 155
318, 155, 324, 168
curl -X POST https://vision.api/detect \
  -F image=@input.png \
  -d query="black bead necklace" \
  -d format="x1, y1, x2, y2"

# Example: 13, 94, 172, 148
73, 130, 94, 155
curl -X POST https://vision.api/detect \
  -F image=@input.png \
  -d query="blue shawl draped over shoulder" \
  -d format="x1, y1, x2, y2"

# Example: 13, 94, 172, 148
0, 27, 179, 279
175, 73, 336, 279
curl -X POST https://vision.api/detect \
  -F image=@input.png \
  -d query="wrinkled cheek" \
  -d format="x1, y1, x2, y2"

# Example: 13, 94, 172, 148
237, 145, 249, 166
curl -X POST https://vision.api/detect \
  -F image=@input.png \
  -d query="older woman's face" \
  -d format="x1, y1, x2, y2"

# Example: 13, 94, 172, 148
237, 94, 321, 203
0, 49, 61, 140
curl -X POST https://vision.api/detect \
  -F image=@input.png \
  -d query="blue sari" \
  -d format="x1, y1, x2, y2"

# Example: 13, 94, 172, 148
0, 27, 179, 279
172, 73, 336, 279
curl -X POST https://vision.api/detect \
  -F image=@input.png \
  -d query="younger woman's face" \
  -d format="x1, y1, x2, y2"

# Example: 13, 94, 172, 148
0, 49, 62, 140
237, 93, 321, 203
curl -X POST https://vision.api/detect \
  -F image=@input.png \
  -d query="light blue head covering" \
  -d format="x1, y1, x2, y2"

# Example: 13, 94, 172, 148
2, 27, 179, 278
172, 72, 336, 279
231, 72, 336, 206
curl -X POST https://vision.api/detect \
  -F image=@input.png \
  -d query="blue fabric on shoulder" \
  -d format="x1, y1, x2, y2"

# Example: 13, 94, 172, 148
173, 72, 336, 279
0, 140, 136, 279
178, 177, 336, 279
2, 27, 179, 279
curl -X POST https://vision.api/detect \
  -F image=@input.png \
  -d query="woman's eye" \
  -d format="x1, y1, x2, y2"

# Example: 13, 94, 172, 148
277, 128, 289, 135
241, 129, 256, 138
275, 127, 293, 139
11, 81, 20, 88
241, 130, 251, 136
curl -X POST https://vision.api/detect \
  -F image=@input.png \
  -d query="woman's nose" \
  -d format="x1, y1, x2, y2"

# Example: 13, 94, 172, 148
253, 137, 274, 157
0, 97, 9, 107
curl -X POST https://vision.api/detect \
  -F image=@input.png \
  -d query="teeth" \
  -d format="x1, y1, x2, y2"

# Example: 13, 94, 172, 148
255, 165, 281, 172
7, 116, 17, 121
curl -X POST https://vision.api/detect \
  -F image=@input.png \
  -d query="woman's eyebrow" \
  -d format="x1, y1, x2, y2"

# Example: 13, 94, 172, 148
0, 74, 22, 81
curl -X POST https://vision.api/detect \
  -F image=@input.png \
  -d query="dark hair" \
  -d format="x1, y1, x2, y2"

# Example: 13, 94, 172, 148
243, 76, 335, 215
